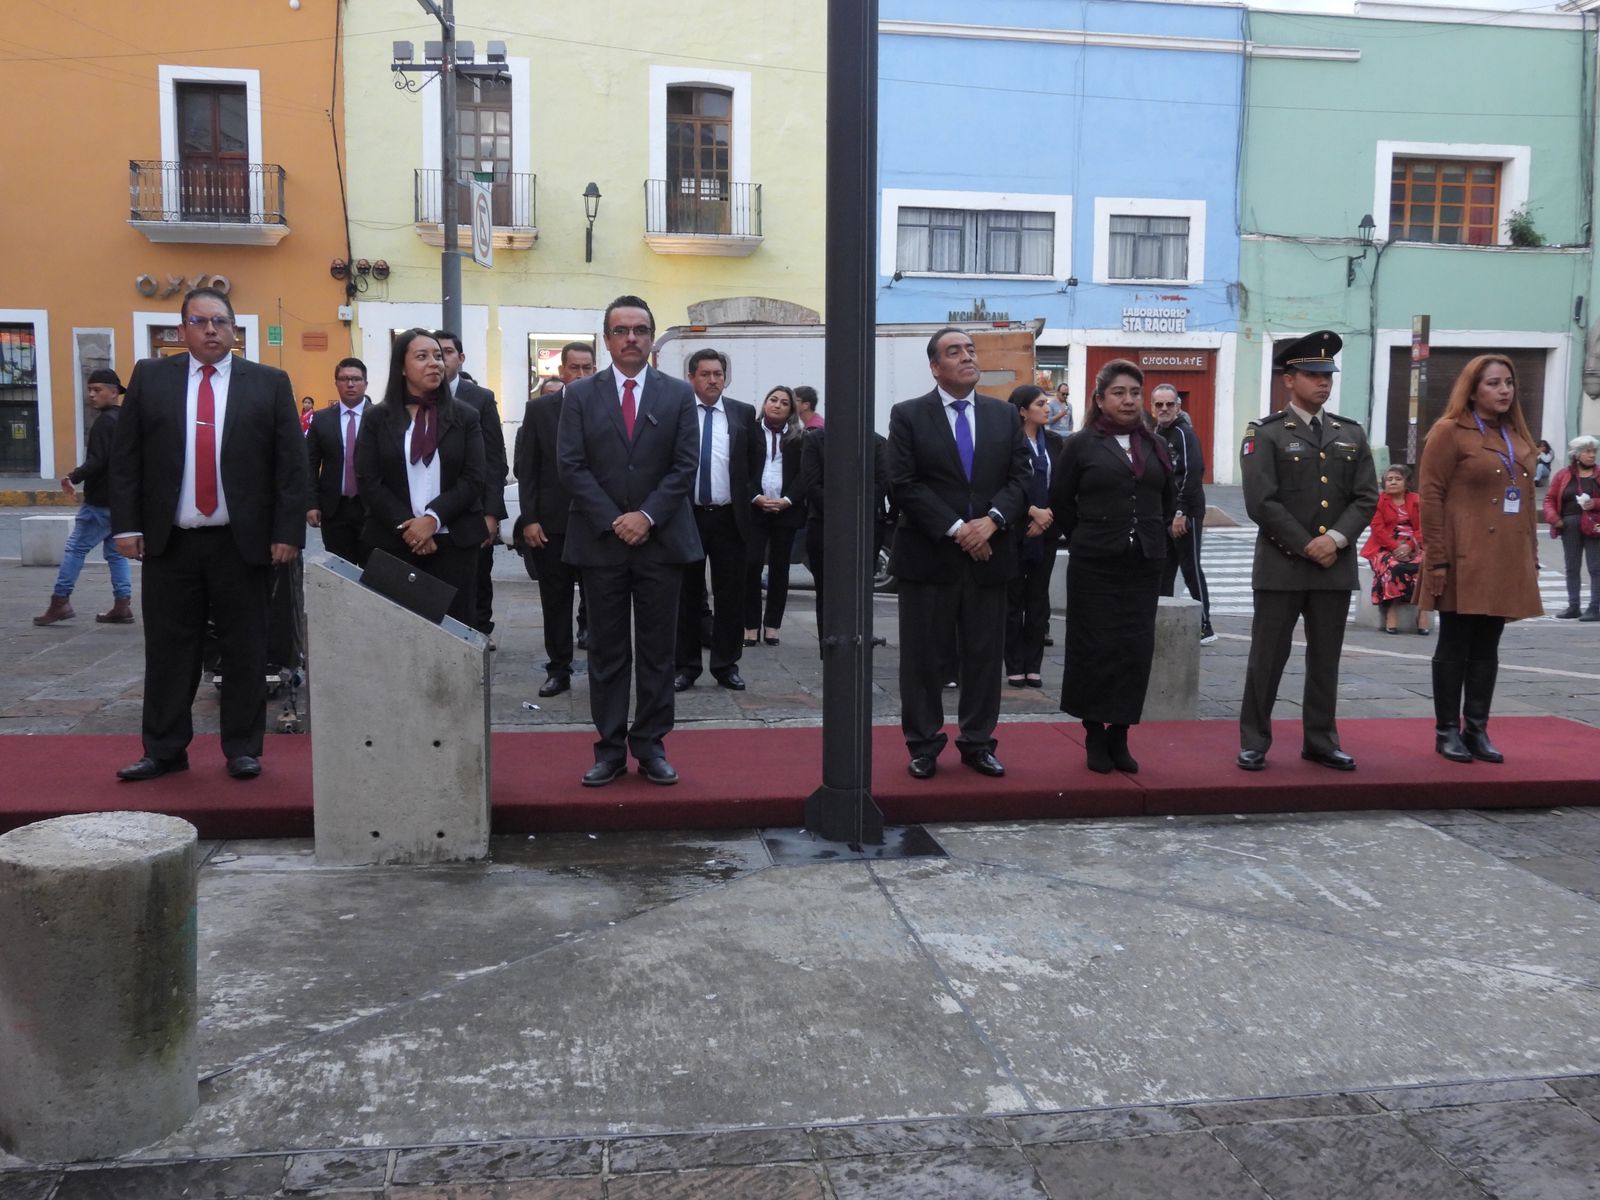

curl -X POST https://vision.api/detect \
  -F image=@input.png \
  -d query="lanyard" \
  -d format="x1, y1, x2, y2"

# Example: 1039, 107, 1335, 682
1472, 411, 1517, 478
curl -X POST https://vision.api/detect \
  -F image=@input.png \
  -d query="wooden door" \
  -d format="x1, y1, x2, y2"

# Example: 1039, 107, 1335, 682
177, 83, 248, 221
457, 76, 513, 226
1083, 346, 1217, 483
666, 86, 731, 234
1385, 347, 1546, 464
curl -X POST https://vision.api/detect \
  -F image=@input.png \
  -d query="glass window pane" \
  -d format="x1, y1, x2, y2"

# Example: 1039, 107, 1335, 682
1472, 166, 1497, 184
459, 110, 476, 133
1440, 164, 1467, 183
701, 91, 731, 117
1410, 162, 1435, 180
1469, 206, 1494, 226
1440, 185, 1464, 204
1411, 185, 1435, 202
496, 111, 511, 134
1439, 206, 1462, 225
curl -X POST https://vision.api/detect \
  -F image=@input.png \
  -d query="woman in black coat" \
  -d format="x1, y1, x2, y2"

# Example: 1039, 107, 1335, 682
744, 385, 807, 646
356, 328, 488, 627
1050, 359, 1176, 774
1003, 384, 1066, 687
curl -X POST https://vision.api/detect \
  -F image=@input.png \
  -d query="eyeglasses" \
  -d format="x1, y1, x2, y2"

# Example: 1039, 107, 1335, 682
1151, 401, 1178, 409
183, 315, 234, 329
335, 375, 366, 384
607, 325, 653, 339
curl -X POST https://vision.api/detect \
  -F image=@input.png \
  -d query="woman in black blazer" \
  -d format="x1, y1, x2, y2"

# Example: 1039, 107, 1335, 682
1003, 385, 1066, 688
355, 328, 488, 626
1050, 359, 1176, 774
744, 385, 806, 646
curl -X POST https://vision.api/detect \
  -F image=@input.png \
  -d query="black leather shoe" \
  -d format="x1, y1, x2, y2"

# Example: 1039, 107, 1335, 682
1301, 749, 1356, 771
226, 755, 262, 780
1436, 726, 1474, 763
907, 755, 937, 779
582, 760, 627, 787
117, 754, 189, 782
1236, 749, 1267, 772
538, 674, 571, 698
714, 670, 746, 691
962, 751, 1006, 777
1556, 606, 1581, 619
674, 671, 695, 692
639, 757, 678, 785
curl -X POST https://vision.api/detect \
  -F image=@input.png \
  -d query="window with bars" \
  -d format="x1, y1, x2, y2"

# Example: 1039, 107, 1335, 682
1390, 158, 1501, 245
1107, 215, 1190, 280
895, 208, 1054, 275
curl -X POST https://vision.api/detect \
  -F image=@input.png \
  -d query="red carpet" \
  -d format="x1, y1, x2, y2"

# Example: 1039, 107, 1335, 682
0, 717, 1589, 839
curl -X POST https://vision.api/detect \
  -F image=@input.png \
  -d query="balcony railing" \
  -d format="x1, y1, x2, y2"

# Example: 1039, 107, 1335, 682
414, 169, 537, 230
129, 160, 286, 226
644, 179, 761, 239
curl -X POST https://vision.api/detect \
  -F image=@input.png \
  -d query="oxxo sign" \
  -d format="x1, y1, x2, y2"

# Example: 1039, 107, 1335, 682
135, 272, 231, 299
1121, 306, 1187, 334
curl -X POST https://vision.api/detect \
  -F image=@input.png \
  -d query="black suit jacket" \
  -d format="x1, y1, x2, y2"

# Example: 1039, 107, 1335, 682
557, 368, 702, 566
800, 427, 890, 528
1049, 428, 1176, 559
693, 395, 762, 542
514, 391, 571, 539
755, 430, 807, 529
885, 390, 1032, 585
1017, 428, 1068, 550
305, 399, 370, 518
453, 377, 509, 520
355, 397, 488, 552
109, 353, 308, 564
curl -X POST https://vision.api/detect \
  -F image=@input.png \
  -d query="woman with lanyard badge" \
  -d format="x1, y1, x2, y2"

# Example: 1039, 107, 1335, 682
1417, 354, 1542, 763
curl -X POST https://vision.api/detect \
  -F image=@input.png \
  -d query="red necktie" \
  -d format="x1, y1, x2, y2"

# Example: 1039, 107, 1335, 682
195, 364, 218, 516
342, 408, 358, 496
622, 378, 637, 440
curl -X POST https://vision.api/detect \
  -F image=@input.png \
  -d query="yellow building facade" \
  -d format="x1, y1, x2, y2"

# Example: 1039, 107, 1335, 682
0, 0, 354, 481
341, 0, 826, 425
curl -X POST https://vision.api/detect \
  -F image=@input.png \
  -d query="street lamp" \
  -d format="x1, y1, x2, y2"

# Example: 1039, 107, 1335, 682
584, 182, 601, 263
1345, 213, 1376, 287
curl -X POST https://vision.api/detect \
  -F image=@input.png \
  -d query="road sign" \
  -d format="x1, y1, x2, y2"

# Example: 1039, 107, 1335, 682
469, 178, 494, 270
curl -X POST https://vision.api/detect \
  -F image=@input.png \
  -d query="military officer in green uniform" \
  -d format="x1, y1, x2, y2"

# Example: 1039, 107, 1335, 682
1237, 331, 1378, 772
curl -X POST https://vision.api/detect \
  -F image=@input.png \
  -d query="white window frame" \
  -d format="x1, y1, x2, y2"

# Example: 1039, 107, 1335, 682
648, 65, 753, 188
880, 189, 1072, 281
1373, 141, 1531, 247
0, 309, 53, 478
71, 327, 117, 464
1093, 197, 1207, 286
158, 66, 265, 218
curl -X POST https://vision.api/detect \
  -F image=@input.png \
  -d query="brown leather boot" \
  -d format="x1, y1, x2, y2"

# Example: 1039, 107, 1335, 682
96, 598, 134, 624
33, 596, 75, 626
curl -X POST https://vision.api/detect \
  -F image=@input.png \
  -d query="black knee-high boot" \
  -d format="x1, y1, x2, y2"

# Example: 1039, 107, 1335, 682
1461, 660, 1504, 763
1083, 720, 1112, 774
1431, 659, 1472, 763
1105, 724, 1138, 774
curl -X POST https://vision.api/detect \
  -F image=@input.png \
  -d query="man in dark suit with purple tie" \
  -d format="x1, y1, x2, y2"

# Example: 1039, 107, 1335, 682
557, 296, 701, 787
305, 357, 370, 565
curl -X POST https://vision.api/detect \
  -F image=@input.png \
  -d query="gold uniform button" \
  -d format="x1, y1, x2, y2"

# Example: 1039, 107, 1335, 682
1319, 452, 1327, 460
1318, 525, 1328, 534
1320, 475, 1328, 483
1320, 500, 1329, 508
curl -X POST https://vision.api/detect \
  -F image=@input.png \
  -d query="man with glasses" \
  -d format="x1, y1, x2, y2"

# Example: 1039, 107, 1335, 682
1149, 384, 1215, 644
434, 330, 509, 644
557, 297, 701, 787
109, 286, 308, 782
305, 357, 370, 566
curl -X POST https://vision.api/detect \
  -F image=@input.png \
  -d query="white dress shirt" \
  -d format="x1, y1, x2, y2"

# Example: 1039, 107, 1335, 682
612, 366, 645, 409
176, 353, 233, 528
338, 400, 366, 495
937, 385, 978, 453
759, 424, 786, 500
692, 398, 732, 505
403, 418, 446, 534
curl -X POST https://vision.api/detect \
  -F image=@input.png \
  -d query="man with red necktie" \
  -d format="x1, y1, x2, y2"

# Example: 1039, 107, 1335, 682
110, 286, 308, 782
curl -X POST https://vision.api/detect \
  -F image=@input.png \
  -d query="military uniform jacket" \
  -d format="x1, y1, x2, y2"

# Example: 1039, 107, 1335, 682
1240, 408, 1378, 591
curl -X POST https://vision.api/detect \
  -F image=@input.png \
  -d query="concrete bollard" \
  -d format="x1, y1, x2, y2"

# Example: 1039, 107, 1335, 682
19, 515, 75, 567
1354, 560, 1420, 631
0, 812, 198, 1161
1145, 596, 1202, 720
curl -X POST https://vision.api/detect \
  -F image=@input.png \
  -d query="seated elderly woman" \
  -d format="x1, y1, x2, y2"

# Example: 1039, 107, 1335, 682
1361, 465, 1428, 635
1544, 434, 1600, 620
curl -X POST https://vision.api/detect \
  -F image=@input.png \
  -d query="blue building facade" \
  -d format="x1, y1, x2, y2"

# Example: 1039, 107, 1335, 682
877, 0, 1247, 479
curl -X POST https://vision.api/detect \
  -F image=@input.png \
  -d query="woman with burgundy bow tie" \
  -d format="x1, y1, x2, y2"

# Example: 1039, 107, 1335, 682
1050, 359, 1176, 774
356, 327, 487, 626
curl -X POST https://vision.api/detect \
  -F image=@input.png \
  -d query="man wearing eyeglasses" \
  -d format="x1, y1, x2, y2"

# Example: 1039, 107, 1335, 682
1149, 385, 1215, 644
557, 296, 701, 787
109, 286, 308, 782
305, 357, 370, 566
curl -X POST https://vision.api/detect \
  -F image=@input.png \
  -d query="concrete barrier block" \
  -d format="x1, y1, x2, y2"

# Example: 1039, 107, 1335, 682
20, 515, 74, 566
305, 559, 491, 866
1355, 560, 1420, 631
1146, 596, 1201, 721
0, 811, 198, 1161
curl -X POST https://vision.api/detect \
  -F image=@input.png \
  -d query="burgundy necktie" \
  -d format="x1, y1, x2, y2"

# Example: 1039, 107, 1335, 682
195, 364, 218, 516
342, 408, 358, 496
622, 378, 637, 440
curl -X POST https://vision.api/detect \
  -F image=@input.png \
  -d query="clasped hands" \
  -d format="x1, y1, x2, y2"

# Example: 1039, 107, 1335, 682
612, 511, 652, 546
1302, 534, 1339, 569
1025, 505, 1053, 539
955, 515, 998, 561
399, 514, 439, 556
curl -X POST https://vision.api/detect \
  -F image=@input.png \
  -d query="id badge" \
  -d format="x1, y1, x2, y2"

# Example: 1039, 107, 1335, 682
1503, 486, 1521, 515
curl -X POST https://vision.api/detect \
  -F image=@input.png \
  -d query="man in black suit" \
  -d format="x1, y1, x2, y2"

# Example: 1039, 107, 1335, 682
109, 286, 308, 781
515, 341, 596, 697
674, 349, 761, 692
435, 331, 509, 641
557, 296, 701, 786
886, 328, 1032, 779
305, 357, 370, 565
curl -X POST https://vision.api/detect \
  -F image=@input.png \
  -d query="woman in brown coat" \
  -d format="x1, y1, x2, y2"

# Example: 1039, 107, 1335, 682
1418, 354, 1542, 763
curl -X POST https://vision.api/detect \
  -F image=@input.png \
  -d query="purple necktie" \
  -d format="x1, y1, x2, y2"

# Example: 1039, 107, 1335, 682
342, 408, 357, 496
953, 399, 974, 481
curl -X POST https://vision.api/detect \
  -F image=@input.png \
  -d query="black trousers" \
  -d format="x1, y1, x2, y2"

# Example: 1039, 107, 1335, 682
1160, 523, 1211, 626
677, 505, 747, 679
319, 497, 366, 567
1561, 522, 1600, 610
745, 508, 796, 630
1004, 544, 1057, 676
806, 523, 826, 626
585, 558, 683, 764
140, 526, 270, 761
898, 569, 1005, 760
1239, 587, 1350, 755
1433, 610, 1506, 663
525, 535, 579, 677
474, 542, 496, 635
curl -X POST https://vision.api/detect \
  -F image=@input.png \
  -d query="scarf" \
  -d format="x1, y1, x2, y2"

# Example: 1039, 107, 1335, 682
408, 396, 439, 466
1092, 412, 1170, 480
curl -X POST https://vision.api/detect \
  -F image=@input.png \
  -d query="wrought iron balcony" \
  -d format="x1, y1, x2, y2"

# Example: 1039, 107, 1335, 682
643, 179, 763, 256
128, 160, 289, 245
414, 170, 537, 249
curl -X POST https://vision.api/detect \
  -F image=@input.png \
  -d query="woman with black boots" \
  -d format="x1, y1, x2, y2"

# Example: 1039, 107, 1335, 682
1050, 359, 1175, 774
1418, 354, 1543, 763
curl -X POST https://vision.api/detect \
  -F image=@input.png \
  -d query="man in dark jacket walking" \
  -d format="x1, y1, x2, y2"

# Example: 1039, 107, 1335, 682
1150, 384, 1214, 643
34, 368, 134, 626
